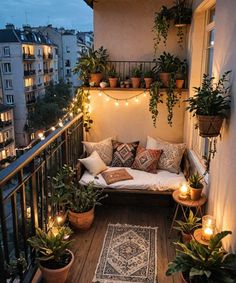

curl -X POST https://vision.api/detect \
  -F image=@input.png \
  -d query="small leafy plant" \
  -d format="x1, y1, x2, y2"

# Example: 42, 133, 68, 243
144, 70, 154, 78
28, 226, 73, 269
185, 71, 231, 117
131, 67, 142, 78
188, 172, 203, 189
174, 210, 201, 235
166, 231, 236, 282
153, 52, 178, 73
108, 68, 118, 78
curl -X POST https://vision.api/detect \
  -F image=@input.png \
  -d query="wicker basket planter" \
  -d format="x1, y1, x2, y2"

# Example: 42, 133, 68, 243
197, 115, 224, 138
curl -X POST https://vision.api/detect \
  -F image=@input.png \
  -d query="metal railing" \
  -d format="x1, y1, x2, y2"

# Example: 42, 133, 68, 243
0, 114, 84, 282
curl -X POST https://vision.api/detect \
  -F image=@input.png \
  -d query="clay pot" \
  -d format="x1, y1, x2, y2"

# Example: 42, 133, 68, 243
144, 78, 153, 89
176, 79, 184, 89
89, 73, 103, 87
190, 186, 203, 201
159, 72, 170, 87
68, 207, 94, 230
181, 232, 192, 243
131, 77, 141, 88
197, 115, 224, 138
109, 77, 118, 88
39, 250, 74, 283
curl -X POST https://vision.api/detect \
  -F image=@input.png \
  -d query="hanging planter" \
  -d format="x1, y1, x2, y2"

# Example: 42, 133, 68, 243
197, 115, 224, 138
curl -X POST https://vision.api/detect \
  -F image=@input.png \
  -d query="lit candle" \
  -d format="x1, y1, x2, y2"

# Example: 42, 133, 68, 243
202, 215, 216, 241
179, 183, 189, 200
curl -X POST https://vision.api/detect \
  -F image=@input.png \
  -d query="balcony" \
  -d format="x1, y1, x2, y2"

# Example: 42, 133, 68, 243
0, 120, 12, 128
24, 70, 36, 77
23, 54, 35, 60
0, 115, 83, 282
26, 97, 36, 105
44, 69, 49, 74
49, 67, 54, 73
43, 53, 53, 60
48, 53, 53, 59
0, 138, 14, 149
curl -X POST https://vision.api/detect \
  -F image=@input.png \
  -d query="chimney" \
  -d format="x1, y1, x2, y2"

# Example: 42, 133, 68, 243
23, 25, 32, 32
5, 23, 15, 30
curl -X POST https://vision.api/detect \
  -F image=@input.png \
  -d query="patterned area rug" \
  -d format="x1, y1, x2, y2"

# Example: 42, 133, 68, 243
93, 224, 157, 283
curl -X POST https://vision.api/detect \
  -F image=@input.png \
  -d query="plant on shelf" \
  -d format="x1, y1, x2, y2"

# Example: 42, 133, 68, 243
28, 226, 74, 283
73, 46, 109, 86
166, 231, 236, 283
153, 0, 192, 50
188, 172, 204, 201
185, 71, 231, 138
175, 58, 188, 89
131, 66, 143, 88
149, 81, 162, 127
144, 70, 154, 89
68, 182, 107, 230
174, 210, 201, 243
108, 67, 119, 88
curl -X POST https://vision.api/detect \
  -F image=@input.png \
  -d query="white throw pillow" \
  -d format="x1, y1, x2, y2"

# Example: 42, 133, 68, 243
82, 137, 113, 165
146, 136, 186, 174
79, 151, 107, 176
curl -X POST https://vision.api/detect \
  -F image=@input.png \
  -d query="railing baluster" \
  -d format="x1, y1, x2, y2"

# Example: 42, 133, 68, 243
11, 193, 20, 260
30, 162, 39, 232
0, 239, 7, 282
0, 185, 9, 263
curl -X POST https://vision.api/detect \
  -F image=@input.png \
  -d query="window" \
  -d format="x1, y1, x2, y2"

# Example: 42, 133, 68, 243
65, 60, 70, 67
6, 95, 14, 105
192, 6, 215, 162
5, 79, 13, 89
3, 63, 11, 74
3, 46, 10, 57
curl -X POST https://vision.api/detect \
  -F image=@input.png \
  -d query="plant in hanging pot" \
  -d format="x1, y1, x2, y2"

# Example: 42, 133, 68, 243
73, 46, 109, 86
185, 71, 231, 137
28, 226, 74, 283
108, 67, 119, 88
144, 70, 154, 89
188, 172, 204, 201
68, 182, 107, 230
174, 210, 201, 243
131, 67, 142, 88
166, 231, 236, 283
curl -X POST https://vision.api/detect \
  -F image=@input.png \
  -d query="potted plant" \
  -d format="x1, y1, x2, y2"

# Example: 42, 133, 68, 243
28, 226, 74, 283
166, 231, 236, 283
185, 71, 231, 137
131, 67, 142, 88
68, 182, 107, 230
73, 46, 109, 86
144, 70, 154, 89
108, 67, 119, 88
188, 172, 204, 201
175, 58, 187, 89
153, 52, 177, 87
174, 210, 201, 243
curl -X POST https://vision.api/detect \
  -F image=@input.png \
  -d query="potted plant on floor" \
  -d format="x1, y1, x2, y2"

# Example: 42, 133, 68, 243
131, 66, 142, 88
166, 231, 236, 283
108, 67, 119, 88
144, 70, 154, 89
185, 71, 231, 137
73, 46, 109, 86
188, 172, 204, 201
28, 226, 74, 283
68, 182, 107, 230
174, 210, 201, 243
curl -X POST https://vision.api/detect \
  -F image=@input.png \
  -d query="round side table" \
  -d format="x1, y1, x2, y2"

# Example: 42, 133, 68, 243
169, 189, 207, 237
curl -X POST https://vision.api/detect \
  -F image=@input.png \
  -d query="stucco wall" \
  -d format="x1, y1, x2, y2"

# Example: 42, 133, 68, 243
93, 0, 187, 60
186, 0, 236, 251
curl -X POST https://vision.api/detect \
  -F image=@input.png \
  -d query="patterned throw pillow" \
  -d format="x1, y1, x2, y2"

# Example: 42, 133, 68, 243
82, 137, 113, 165
146, 136, 186, 174
111, 141, 139, 167
131, 146, 163, 173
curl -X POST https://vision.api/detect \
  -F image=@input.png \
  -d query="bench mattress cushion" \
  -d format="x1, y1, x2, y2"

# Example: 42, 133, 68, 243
79, 166, 186, 191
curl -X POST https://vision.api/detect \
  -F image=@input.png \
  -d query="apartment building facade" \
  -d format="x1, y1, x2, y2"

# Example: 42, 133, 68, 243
0, 24, 58, 147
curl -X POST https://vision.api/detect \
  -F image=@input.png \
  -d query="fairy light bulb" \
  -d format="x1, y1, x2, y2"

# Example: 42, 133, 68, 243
115, 101, 119, 107
40, 135, 45, 141
125, 101, 129, 106
69, 112, 73, 117
51, 126, 56, 131
135, 97, 139, 103
106, 97, 110, 102
143, 91, 147, 97
58, 120, 63, 127
98, 91, 103, 97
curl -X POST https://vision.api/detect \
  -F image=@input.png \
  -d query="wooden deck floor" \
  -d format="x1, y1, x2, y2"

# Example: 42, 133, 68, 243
66, 202, 181, 283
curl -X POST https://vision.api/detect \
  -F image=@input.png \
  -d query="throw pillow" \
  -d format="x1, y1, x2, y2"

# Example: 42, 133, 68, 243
131, 146, 163, 173
111, 141, 139, 167
146, 136, 186, 174
78, 151, 107, 176
101, 169, 134, 185
82, 137, 113, 165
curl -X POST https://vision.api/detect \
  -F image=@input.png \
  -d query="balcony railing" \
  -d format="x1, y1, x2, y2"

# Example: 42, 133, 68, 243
49, 68, 54, 73
0, 114, 83, 282
0, 138, 14, 149
26, 97, 36, 105
24, 70, 36, 77
44, 69, 49, 74
0, 120, 12, 128
23, 54, 35, 60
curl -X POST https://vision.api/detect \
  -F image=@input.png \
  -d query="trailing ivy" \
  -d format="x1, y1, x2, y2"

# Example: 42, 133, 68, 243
149, 81, 162, 127
166, 74, 179, 126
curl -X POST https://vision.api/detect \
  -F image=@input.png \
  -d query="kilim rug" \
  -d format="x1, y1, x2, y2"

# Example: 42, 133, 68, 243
93, 224, 158, 283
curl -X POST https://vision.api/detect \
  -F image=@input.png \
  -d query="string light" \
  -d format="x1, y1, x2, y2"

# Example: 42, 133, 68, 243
98, 91, 103, 97
106, 97, 110, 101
135, 97, 139, 103
125, 100, 129, 106
69, 112, 73, 117
115, 101, 119, 107
38, 132, 44, 139
51, 126, 56, 131
58, 120, 63, 127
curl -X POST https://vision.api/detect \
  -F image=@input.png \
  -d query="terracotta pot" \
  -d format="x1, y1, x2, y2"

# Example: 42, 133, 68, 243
39, 250, 74, 283
131, 77, 141, 88
176, 79, 184, 89
197, 115, 224, 138
109, 77, 118, 88
89, 73, 103, 87
68, 207, 94, 230
190, 186, 203, 201
144, 78, 153, 89
181, 232, 192, 243
159, 72, 170, 87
